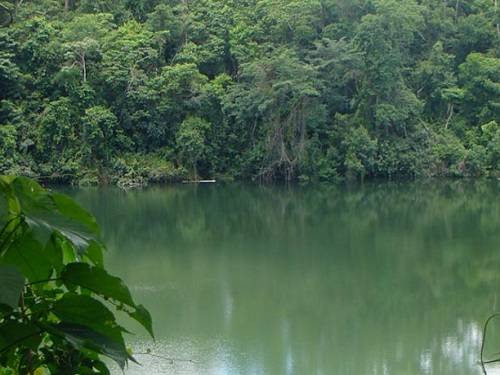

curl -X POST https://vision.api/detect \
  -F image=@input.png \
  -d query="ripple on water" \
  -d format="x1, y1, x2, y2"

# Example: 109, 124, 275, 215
115, 337, 244, 375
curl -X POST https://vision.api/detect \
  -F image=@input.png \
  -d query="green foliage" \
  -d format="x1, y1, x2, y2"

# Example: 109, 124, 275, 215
355, 0, 424, 134
0, 125, 17, 173
176, 116, 211, 178
413, 41, 458, 118
114, 153, 186, 189
0, 176, 153, 372
224, 48, 322, 180
459, 53, 500, 125
432, 131, 467, 176
81, 106, 122, 167
342, 126, 377, 180
37, 98, 78, 163
0, 0, 499, 183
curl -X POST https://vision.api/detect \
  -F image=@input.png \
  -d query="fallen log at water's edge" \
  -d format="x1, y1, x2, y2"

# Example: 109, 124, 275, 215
182, 180, 217, 184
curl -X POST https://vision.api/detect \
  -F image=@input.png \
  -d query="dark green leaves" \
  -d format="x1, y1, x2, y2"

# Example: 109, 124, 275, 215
0, 176, 154, 372
0, 321, 42, 353
51, 294, 132, 368
0, 265, 24, 309
61, 263, 134, 306
61, 263, 154, 337
0, 177, 99, 252
53, 294, 124, 342
48, 323, 131, 369
129, 304, 154, 338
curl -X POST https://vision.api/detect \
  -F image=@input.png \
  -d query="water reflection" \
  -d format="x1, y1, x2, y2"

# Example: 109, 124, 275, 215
67, 180, 500, 375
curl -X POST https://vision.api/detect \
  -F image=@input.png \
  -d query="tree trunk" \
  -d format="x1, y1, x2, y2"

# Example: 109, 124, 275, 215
495, 0, 499, 39
64, 0, 73, 12
445, 104, 454, 129
82, 53, 87, 82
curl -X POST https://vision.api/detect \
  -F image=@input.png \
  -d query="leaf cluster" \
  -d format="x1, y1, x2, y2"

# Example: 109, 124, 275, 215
0, 176, 153, 373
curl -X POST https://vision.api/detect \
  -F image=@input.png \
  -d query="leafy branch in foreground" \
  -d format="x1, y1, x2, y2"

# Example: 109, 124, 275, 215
0, 176, 153, 374
480, 313, 500, 375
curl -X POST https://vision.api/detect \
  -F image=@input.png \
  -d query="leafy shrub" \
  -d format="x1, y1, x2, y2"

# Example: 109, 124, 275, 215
114, 153, 187, 189
176, 116, 211, 179
0, 125, 17, 173
464, 144, 488, 177
0, 176, 153, 373
341, 126, 377, 180
432, 132, 467, 176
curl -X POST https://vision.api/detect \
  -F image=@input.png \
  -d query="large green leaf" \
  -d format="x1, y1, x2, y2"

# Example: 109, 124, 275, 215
9, 177, 99, 252
61, 263, 153, 336
47, 323, 131, 369
0, 176, 20, 218
2, 233, 53, 282
129, 304, 154, 339
42, 234, 64, 274
52, 193, 99, 234
0, 177, 154, 371
53, 294, 125, 343
0, 181, 8, 226
61, 263, 134, 306
0, 265, 24, 309
83, 240, 105, 268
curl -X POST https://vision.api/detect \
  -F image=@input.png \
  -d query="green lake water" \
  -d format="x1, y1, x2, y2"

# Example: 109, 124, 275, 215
67, 180, 500, 375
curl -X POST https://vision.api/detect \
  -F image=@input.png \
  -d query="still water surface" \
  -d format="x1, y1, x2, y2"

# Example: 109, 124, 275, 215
68, 181, 500, 375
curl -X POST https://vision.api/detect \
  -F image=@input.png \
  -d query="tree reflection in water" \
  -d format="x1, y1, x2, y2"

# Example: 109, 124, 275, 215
69, 180, 500, 375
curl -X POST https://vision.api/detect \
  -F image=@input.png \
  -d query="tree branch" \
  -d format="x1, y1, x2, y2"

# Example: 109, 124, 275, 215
480, 313, 500, 375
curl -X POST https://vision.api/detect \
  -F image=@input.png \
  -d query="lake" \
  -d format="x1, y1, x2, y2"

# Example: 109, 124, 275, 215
67, 180, 500, 375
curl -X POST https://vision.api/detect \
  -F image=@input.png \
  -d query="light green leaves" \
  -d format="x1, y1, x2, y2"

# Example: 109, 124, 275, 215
2, 233, 54, 281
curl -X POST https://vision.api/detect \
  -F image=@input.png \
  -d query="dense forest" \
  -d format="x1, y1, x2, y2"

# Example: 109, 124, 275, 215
0, 0, 499, 186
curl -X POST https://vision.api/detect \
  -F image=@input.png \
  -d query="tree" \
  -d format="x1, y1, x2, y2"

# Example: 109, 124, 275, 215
176, 116, 211, 178
223, 48, 323, 180
355, 0, 425, 135
309, 37, 362, 115
37, 97, 78, 163
459, 53, 500, 125
255, 0, 322, 47
342, 125, 377, 179
78, 0, 131, 23
101, 20, 162, 95
0, 0, 14, 26
64, 0, 74, 12
0, 125, 17, 173
146, 3, 183, 61
60, 14, 113, 83
125, 62, 208, 152
0, 31, 21, 100
81, 106, 123, 168
453, 13, 496, 63
0, 0, 499, 182
413, 41, 458, 121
